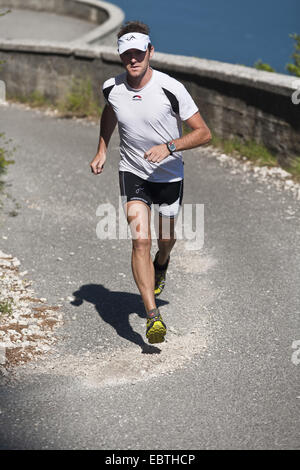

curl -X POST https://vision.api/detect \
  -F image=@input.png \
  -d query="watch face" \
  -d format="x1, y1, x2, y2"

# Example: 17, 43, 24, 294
168, 142, 176, 152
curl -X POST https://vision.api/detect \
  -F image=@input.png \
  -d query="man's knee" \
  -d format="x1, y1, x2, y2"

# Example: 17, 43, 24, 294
132, 237, 151, 255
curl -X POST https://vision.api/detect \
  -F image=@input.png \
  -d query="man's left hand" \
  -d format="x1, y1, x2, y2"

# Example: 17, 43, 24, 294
144, 144, 170, 163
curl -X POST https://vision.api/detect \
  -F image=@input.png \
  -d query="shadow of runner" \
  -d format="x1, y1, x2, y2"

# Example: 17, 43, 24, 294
70, 284, 168, 354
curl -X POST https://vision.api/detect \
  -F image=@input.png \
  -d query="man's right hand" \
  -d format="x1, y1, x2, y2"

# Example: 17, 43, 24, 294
90, 153, 106, 175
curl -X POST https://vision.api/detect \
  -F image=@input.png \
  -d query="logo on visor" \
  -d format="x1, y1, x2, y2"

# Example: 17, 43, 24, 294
126, 35, 136, 41
132, 95, 142, 101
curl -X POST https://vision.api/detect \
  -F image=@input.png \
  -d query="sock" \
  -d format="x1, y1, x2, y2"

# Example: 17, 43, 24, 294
147, 307, 160, 319
154, 253, 170, 271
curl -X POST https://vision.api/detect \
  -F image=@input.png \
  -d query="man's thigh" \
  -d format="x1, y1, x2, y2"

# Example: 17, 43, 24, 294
150, 179, 183, 218
119, 171, 183, 240
119, 171, 152, 240
125, 200, 152, 241
150, 179, 183, 240
119, 171, 152, 208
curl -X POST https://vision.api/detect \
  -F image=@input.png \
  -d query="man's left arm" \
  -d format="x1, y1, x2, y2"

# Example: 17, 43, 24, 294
144, 111, 211, 163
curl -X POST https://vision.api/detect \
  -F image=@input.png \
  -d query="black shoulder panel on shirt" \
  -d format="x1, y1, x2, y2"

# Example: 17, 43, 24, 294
162, 88, 179, 115
103, 84, 115, 103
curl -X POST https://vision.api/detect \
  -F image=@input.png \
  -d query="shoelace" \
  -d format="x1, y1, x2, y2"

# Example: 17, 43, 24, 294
146, 314, 166, 331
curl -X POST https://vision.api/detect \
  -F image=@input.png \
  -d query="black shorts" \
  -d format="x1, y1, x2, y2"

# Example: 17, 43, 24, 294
119, 171, 184, 218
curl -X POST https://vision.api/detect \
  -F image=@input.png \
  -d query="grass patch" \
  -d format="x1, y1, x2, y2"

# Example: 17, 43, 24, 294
0, 132, 15, 192
0, 133, 16, 213
211, 133, 300, 181
210, 133, 278, 167
56, 77, 102, 118
9, 77, 102, 119
13, 90, 52, 108
183, 124, 300, 180
284, 156, 300, 181
0, 133, 15, 174
183, 124, 278, 167
0, 299, 13, 316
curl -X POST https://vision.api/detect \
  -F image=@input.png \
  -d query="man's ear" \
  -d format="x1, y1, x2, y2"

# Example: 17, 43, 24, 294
149, 45, 155, 59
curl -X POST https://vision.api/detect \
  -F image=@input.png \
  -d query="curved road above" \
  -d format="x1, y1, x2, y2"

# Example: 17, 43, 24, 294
0, 8, 96, 42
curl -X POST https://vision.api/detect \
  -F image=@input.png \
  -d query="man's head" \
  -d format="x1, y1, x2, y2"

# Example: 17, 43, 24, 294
117, 21, 154, 85
118, 21, 150, 44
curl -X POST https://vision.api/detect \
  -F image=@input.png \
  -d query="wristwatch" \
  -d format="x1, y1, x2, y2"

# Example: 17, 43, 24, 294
167, 141, 176, 154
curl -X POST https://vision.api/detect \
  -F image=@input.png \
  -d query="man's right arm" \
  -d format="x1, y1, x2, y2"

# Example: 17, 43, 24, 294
90, 104, 117, 175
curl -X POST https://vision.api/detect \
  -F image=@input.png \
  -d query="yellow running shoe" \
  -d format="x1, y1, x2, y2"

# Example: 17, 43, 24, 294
146, 312, 167, 344
154, 251, 170, 297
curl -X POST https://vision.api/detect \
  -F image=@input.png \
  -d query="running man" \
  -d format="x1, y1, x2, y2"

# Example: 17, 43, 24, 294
90, 21, 211, 344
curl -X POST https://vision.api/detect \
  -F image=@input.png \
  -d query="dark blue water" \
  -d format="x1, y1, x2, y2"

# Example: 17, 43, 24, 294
107, 0, 299, 74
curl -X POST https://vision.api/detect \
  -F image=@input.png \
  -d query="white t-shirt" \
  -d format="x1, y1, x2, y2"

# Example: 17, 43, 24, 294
102, 69, 199, 182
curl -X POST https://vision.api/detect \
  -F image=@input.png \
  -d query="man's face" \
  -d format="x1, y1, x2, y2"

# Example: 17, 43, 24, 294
120, 46, 154, 80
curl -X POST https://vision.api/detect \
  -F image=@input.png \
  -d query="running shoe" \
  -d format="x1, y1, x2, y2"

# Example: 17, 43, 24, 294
146, 312, 167, 344
154, 251, 170, 297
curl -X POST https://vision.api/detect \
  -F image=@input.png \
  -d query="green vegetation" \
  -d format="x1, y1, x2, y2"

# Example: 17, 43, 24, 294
56, 77, 102, 118
0, 133, 15, 192
0, 8, 11, 16
286, 33, 300, 77
210, 133, 300, 181
183, 125, 300, 181
13, 90, 52, 108
285, 156, 300, 181
0, 299, 13, 316
184, 36, 300, 181
183, 125, 278, 169
253, 60, 275, 72
0, 133, 16, 214
253, 32, 300, 76
9, 77, 102, 119
210, 133, 278, 167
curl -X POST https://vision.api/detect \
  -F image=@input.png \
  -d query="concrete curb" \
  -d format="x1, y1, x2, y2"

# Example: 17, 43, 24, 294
68, 0, 125, 45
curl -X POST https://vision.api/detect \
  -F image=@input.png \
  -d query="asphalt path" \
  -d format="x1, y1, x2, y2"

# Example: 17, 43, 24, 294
0, 102, 299, 449
0, 9, 95, 42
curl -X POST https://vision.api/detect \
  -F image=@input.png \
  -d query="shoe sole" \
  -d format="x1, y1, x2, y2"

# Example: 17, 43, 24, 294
146, 321, 166, 344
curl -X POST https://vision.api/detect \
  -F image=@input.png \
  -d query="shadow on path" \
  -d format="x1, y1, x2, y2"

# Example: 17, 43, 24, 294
71, 284, 168, 354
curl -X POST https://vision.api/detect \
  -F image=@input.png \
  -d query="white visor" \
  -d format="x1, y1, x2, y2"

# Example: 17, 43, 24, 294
118, 32, 151, 55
